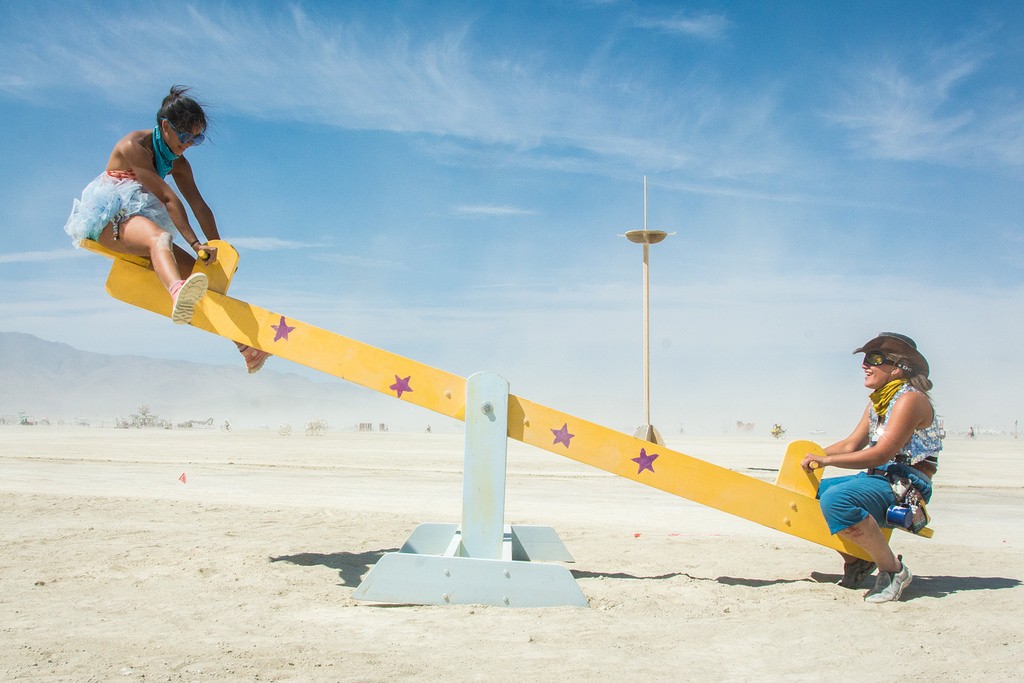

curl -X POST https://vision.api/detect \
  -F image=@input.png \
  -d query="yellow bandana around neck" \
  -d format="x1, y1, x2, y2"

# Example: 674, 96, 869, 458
870, 379, 907, 418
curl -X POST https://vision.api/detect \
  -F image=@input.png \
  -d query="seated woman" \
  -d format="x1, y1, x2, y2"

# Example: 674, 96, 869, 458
802, 332, 942, 603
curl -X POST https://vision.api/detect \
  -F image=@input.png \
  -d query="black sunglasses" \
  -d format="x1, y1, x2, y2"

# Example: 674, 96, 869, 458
863, 352, 896, 367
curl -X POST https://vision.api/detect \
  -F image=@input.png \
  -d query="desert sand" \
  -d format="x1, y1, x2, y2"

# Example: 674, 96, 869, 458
1, 426, 1021, 681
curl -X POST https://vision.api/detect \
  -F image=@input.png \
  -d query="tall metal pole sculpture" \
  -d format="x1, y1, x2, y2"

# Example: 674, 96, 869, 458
623, 177, 670, 445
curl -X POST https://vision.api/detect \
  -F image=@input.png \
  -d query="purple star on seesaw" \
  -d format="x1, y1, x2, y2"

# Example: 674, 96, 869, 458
632, 448, 659, 474
272, 315, 295, 341
551, 423, 575, 448
390, 375, 413, 398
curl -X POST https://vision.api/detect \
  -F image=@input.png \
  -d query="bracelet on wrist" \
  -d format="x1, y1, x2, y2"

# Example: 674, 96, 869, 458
191, 240, 202, 249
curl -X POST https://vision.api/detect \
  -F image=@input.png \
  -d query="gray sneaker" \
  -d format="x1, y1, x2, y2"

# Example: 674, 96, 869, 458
864, 556, 912, 603
838, 558, 876, 588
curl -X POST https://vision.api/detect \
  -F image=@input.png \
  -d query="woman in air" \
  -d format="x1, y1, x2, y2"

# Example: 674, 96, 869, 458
64, 85, 270, 373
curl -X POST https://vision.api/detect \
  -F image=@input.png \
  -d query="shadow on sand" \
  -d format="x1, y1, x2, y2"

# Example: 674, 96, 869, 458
722, 572, 1020, 600
270, 548, 399, 587
571, 569, 689, 581
572, 566, 1021, 602
271, 552, 1020, 603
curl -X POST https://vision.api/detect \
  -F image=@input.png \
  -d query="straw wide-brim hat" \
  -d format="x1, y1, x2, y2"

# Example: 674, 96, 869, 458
854, 332, 930, 378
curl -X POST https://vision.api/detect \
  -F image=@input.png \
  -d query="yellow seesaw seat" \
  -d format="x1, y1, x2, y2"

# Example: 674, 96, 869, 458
81, 238, 239, 295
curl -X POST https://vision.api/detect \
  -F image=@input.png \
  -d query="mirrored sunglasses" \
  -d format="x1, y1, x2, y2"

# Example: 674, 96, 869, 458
164, 119, 206, 146
863, 352, 896, 367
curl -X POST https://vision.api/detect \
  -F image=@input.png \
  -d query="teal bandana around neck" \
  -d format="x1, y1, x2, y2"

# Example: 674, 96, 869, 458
152, 125, 180, 178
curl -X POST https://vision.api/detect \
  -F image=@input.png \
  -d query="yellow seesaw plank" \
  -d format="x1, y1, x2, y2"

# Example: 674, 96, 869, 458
82, 239, 932, 556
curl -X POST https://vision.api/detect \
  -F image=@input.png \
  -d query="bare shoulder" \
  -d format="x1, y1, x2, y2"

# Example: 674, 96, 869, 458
894, 389, 934, 426
107, 129, 152, 170
113, 129, 151, 152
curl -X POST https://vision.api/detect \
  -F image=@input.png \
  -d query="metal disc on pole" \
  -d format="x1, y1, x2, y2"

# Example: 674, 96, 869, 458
624, 229, 669, 244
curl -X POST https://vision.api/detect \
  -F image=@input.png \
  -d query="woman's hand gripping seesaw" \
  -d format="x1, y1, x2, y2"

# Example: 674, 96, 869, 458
801, 454, 824, 472
194, 242, 219, 265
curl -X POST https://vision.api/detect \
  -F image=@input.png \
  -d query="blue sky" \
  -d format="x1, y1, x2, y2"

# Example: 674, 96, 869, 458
1, 1, 1022, 436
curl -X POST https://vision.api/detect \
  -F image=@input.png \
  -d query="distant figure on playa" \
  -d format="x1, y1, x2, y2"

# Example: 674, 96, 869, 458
64, 85, 270, 374
802, 333, 942, 603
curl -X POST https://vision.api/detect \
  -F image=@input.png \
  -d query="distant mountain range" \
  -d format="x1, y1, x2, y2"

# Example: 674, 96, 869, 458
0, 332, 432, 430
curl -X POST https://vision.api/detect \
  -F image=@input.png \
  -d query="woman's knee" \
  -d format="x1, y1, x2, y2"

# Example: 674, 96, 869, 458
136, 226, 173, 254
153, 231, 173, 252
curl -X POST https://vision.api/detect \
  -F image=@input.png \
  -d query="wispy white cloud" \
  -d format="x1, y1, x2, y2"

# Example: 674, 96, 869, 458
0, 249, 79, 264
633, 12, 730, 41
452, 204, 538, 217
828, 34, 1024, 167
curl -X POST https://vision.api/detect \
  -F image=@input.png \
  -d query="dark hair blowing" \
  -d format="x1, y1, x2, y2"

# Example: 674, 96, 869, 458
156, 85, 207, 132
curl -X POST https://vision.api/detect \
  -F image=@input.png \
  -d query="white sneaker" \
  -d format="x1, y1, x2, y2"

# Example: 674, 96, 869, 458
863, 555, 912, 603
171, 273, 208, 325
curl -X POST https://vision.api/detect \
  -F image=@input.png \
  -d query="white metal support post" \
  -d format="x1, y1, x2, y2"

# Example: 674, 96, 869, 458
352, 372, 587, 607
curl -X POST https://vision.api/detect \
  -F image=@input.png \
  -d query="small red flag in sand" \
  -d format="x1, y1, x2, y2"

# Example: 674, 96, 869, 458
179, 473, 187, 484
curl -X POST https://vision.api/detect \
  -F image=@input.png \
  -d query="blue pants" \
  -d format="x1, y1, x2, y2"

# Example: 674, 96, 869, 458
817, 465, 933, 535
